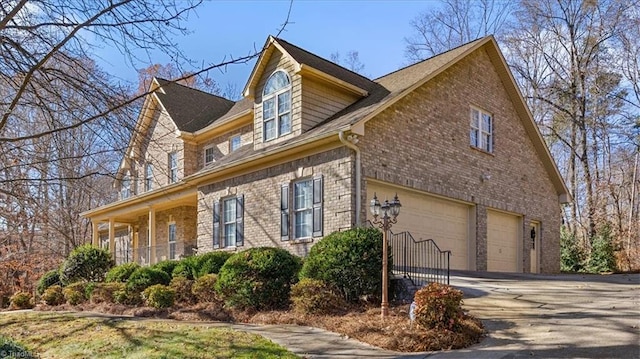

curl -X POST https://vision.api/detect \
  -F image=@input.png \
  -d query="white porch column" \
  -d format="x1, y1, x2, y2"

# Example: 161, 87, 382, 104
148, 207, 156, 264
91, 220, 99, 246
108, 218, 116, 259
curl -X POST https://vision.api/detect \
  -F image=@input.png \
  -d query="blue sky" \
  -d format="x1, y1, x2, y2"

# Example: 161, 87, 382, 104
95, 0, 437, 91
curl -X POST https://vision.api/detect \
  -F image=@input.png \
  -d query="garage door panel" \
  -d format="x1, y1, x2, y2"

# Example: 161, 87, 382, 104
367, 182, 470, 270
487, 210, 519, 272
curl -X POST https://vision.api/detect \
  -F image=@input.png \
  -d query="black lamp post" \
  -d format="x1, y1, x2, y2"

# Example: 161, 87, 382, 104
370, 192, 401, 318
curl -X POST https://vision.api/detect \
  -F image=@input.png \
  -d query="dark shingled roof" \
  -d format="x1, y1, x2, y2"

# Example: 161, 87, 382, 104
275, 37, 379, 93
154, 78, 235, 133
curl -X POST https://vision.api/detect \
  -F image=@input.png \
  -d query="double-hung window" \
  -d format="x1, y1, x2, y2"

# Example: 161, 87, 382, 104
262, 70, 291, 141
168, 223, 176, 260
470, 108, 493, 153
213, 195, 244, 248
281, 176, 323, 240
230, 135, 241, 152
121, 172, 131, 199
144, 163, 153, 191
204, 146, 215, 165
168, 152, 178, 183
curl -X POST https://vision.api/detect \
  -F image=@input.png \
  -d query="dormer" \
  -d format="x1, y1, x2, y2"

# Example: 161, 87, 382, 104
244, 36, 377, 150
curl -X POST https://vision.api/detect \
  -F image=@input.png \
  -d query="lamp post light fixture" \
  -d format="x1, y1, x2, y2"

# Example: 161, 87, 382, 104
369, 192, 401, 318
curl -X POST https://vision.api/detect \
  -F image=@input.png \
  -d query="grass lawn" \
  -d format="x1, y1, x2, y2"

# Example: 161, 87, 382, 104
0, 312, 299, 359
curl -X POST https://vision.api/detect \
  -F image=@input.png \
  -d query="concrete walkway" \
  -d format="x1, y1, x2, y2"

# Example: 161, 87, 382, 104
4, 272, 639, 358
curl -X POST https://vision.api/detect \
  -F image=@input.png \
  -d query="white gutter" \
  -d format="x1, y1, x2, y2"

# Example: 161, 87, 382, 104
339, 130, 362, 226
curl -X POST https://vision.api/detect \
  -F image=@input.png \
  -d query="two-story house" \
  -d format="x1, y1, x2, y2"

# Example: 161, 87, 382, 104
82, 35, 569, 273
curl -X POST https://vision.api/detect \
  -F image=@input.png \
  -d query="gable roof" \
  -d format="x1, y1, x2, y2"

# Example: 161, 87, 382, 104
154, 78, 235, 133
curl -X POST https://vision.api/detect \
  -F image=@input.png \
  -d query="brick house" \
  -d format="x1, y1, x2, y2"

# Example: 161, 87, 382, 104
82, 35, 569, 273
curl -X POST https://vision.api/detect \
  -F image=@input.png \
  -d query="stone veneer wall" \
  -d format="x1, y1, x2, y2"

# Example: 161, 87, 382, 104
358, 48, 561, 273
197, 146, 354, 257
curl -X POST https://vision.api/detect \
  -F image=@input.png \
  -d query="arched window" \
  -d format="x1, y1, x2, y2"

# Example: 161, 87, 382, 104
262, 70, 291, 141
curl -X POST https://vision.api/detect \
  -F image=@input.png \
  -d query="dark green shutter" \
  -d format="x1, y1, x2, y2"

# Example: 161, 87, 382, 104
312, 175, 323, 237
213, 200, 220, 249
281, 183, 289, 241
236, 195, 244, 246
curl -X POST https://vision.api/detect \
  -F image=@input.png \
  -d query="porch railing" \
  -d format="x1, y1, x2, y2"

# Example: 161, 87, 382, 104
390, 231, 451, 286
113, 241, 196, 265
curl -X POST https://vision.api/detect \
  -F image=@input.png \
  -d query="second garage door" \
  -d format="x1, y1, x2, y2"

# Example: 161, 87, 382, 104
366, 181, 471, 270
487, 210, 520, 272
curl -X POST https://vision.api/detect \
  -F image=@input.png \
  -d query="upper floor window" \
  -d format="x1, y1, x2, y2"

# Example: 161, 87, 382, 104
144, 163, 153, 191
204, 146, 215, 165
121, 172, 131, 199
470, 108, 493, 153
168, 152, 178, 183
262, 70, 291, 141
230, 135, 241, 152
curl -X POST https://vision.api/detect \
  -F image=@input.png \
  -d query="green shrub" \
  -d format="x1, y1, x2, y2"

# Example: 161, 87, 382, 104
59, 244, 114, 284
413, 282, 464, 331
171, 257, 199, 279
127, 267, 171, 292
42, 285, 65, 306
90, 282, 125, 304
169, 276, 195, 304
192, 274, 219, 303
142, 284, 175, 308
561, 227, 584, 272
299, 227, 388, 302
0, 336, 36, 359
9, 291, 33, 309
151, 260, 179, 278
63, 282, 87, 305
114, 288, 142, 305
216, 247, 302, 311
36, 269, 61, 295
290, 278, 346, 315
586, 226, 617, 273
105, 263, 141, 283
196, 251, 233, 277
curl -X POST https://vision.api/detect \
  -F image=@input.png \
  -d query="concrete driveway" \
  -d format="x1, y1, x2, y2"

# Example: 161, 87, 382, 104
428, 271, 640, 359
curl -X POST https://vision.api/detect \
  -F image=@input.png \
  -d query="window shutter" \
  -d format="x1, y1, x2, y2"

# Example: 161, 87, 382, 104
312, 175, 323, 237
213, 200, 220, 249
281, 183, 289, 241
236, 195, 244, 247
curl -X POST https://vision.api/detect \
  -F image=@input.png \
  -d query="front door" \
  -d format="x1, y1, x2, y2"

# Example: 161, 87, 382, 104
530, 222, 540, 273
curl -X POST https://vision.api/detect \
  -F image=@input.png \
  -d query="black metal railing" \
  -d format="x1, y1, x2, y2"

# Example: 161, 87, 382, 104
390, 231, 451, 286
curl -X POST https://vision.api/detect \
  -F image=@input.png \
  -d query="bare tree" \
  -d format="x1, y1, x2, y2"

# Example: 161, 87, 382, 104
330, 50, 366, 75
404, 0, 515, 62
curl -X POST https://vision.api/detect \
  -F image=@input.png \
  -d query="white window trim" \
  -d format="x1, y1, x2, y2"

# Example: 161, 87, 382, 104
204, 146, 215, 165
262, 70, 292, 142
222, 197, 237, 248
144, 163, 153, 192
229, 135, 241, 152
470, 107, 493, 153
168, 222, 177, 260
121, 172, 131, 199
168, 152, 178, 183
293, 179, 313, 240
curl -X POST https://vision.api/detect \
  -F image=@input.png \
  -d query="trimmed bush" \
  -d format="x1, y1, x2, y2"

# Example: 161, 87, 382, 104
169, 276, 195, 304
9, 291, 33, 309
216, 247, 302, 311
413, 282, 464, 331
63, 282, 87, 305
151, 260, 179, 278
171, 257, 199, 279
105, 263, 141, 283
142, 284, 175, 308
290, 278, 346, 315
114, 288, 142, 305
127, 267, 171, 292
42, 285, 65, 306
299, 227, 388, 302
0, 336, 36, 359
196, 251, 232, 277
90, 282, 125, 304
59, 244, 114, 284
192, 274, 218, 303
36, 269, 61, 295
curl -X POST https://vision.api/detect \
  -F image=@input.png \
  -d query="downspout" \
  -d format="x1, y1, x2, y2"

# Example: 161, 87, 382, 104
339, 130, 362, 226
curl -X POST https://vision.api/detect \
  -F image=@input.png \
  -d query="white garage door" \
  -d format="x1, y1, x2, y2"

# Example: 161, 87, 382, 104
366, 181, 470, 270
487, 210, 520, 272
